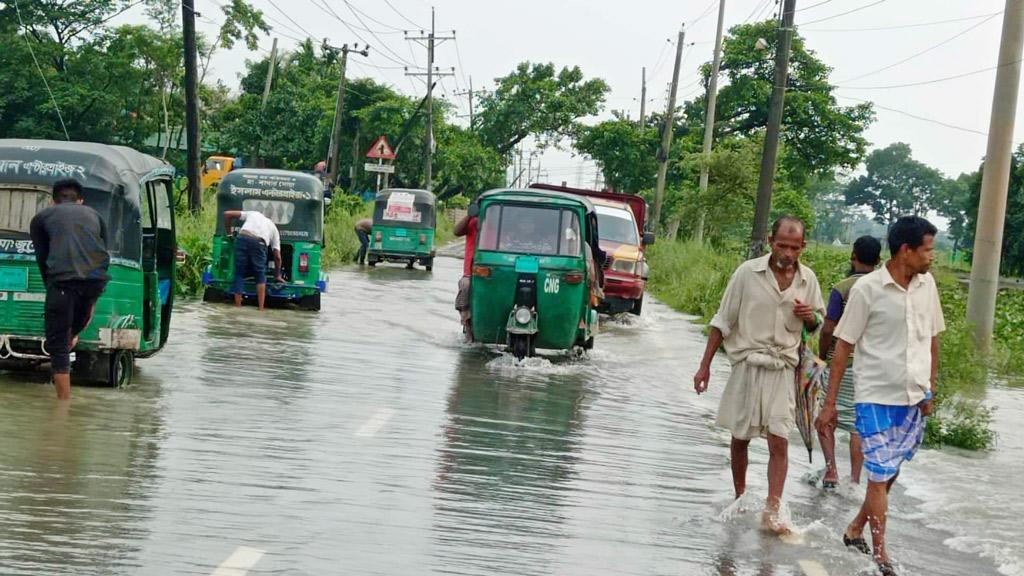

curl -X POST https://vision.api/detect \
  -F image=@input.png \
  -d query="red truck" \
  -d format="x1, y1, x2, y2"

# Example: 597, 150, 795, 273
530, 183, 654, 315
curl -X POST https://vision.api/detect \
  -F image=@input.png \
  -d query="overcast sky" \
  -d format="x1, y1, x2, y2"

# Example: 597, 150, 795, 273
126, 0, 1015, 185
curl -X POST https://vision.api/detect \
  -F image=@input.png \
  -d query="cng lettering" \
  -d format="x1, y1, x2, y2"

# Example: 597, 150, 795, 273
544, 276, 560, 294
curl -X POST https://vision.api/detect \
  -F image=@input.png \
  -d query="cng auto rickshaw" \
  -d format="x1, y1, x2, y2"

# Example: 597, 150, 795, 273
202, 169, 328, 310
0, 139, 179, 386
367, 188, 437, 270
470, 189, 602, 359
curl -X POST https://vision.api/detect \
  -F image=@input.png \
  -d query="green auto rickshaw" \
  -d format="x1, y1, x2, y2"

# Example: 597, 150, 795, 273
367, 188, 437, 270
0, 139, 179, 386
470, 189, 603, 359
202, 169, 327, 310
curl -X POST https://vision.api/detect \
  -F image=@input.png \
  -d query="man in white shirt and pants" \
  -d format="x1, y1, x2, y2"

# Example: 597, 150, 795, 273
817, 216, 945, 576
693, 217, 825, 533
223, 210, 284, 311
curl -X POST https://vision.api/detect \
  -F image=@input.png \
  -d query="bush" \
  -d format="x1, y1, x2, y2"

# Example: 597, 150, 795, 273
646, 240, 1001, 451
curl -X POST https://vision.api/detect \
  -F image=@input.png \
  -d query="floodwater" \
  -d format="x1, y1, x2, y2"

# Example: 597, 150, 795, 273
0, 254, 1020, 575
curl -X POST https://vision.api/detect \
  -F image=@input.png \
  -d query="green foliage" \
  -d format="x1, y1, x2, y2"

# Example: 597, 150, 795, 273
845, 142, 945, 226
574, 118, 659, 192
964, 144, 1024, 277
477, 62, 610, 156
683, 20, 874, 184
647, 240, 1002, 450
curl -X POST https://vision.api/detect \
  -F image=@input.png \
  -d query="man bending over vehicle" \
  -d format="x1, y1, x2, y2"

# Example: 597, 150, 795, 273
223, 210, 284, 311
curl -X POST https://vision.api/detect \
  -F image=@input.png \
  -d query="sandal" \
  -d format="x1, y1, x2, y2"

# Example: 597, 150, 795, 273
877, 561, 898, 576
842, 534, 871, 555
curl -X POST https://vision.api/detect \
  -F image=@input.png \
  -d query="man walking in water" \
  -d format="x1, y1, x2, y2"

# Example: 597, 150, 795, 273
693, 216, 825, 533
223, 209, 283, 311
817, 235, 882, 488
817, 216, 943, 576
453, 202, 479, 342
29, 179, 111, 400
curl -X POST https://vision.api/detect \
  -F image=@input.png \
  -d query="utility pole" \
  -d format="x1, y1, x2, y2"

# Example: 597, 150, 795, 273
526, 153, 535, 185
255, 37, 279, 167
181, 0, 201, 212
651, 24, 686, 231
695, 0, 727, 243
968, 0, 1024, 351
326, 42, 370, 186
350, 125, 360, 191
748, 0, 798, 258
639, 66, 647, 128
454, 75, 475, 129
405, 9, 454, 192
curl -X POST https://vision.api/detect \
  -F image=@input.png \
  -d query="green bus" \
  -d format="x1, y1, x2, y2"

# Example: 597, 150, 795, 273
0, 139, 178, 386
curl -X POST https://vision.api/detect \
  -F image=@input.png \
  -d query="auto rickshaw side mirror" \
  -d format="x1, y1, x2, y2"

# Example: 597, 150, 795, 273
643, 232, 656, 246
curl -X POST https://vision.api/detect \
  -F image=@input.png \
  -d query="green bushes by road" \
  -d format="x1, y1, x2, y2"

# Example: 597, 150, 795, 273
646, 241, 1007, 451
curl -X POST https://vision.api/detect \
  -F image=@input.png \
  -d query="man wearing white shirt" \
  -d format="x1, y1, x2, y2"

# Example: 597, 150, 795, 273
816, 216, 944, 576
223, 210, 284, 311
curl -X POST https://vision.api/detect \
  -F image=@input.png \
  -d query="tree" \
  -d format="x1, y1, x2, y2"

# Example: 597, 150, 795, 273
844, 143, 944, 226
573, 116, 659, 192
934, 172, 975, 255
476, 62, 609, 158
965, 145, 1024, 276
682, 20, 874, 185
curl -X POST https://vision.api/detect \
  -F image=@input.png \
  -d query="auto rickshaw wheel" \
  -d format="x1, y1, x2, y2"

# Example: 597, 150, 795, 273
510, 334, 532, 360
424, 257, 434, 271
203, 287, 225, 302
108, 350, 134, 388
583, 336, 595, 350
299, 293, 321, 311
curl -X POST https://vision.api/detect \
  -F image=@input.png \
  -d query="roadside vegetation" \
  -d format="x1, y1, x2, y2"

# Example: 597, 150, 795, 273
646, 241, 1008, 451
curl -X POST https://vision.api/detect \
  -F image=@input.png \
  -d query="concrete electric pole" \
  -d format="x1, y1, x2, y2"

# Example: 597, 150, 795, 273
405, 9, 454, 192
967, 0, 1024, 351
695, 0, 727, 244
326, 43, 369, 186
181, 0, 201, 212
748, 0, 798, 259
639, 67, 647, 128
651, 24, 686, 231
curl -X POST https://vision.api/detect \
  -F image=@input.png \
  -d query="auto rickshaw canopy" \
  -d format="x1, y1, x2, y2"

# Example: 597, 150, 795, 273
216, 169, 325, 244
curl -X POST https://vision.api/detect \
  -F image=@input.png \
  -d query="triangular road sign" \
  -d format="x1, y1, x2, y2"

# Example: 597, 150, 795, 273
366, 135, 396, 160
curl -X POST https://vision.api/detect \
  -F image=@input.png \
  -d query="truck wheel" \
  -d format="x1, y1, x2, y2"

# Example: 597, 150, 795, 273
108, 350, 134, 388
630, 296, 644, 316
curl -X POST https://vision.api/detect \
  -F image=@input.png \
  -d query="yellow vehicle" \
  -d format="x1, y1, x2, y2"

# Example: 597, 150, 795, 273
200, 156, 239, 190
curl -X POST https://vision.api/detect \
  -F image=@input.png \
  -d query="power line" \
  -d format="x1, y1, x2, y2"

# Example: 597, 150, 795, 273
265, 0, 318, 39
804, 11, 1003, 32
796, 0, 838, 11
837, 57, 1024, 90
383, 0, 425, 29
836, 95, 986, 136
453, 37, 470, 87
837, 12, 1002, 84
744, 0, 774, 24
309, 0, 402, 35
800, 0, 888, 27
690, 0, 719, 26
341, 0, 406, 33
13, 0, 69, 140
306, 0, 416, 68
341, 0, 418, 66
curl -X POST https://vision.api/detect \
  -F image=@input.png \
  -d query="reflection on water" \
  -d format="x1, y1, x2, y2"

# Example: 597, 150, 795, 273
0, 375, 164, 575
0, 256, 1019, 575
432, 349, 590, 574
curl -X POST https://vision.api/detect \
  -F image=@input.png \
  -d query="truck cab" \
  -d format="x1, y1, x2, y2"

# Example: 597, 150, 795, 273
201, 156, 239, 190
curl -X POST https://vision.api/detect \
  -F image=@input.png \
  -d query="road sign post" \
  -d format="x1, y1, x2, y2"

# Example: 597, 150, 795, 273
366, 136, 397, 192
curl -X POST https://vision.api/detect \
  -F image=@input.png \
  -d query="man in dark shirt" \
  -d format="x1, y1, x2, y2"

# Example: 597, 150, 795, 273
29, 179, 111, 400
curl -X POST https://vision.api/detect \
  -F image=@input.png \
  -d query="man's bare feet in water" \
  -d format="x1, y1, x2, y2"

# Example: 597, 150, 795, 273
761, 508, 792, 535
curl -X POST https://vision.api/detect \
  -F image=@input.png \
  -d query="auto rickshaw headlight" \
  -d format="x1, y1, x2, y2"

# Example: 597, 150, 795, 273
514, 307, 532, 325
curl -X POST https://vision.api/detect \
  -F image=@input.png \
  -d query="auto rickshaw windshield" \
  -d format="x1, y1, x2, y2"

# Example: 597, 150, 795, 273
478, 204, 582, 257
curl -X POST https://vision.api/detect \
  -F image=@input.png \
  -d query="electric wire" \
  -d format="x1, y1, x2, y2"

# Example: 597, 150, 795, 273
836, 95, 986, 136
803, 11, 1002, 32
800, 0, 888, 27
13, 0, 69, 140
383, 0, 425, 30
837, 57, 1024, 90
796, 0, 838, 11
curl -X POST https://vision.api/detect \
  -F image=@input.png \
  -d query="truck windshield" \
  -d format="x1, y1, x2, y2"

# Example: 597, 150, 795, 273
595, 205, 638, 245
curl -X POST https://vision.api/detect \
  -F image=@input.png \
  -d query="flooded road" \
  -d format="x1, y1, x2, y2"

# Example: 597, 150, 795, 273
1, 254, 1020, 575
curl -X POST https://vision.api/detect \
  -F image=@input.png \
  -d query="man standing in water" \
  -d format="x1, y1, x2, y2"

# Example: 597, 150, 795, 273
223, 210, 283, 311
693, 216, 825, 533
817, 235, 882, 488
29, 179, 111, 400
453, 202, 479, 342
354, 218, 372, 265
817, 216, 943, 576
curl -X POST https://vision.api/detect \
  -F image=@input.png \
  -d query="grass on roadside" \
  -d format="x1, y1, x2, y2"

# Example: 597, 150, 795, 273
646, 240, 1005, 451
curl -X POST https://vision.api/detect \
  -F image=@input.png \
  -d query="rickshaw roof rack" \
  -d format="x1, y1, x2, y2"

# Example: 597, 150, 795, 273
218, 169, 325, 200
0, 138, 173, 206
479, 188, 597, 213
376, 188, 436, 204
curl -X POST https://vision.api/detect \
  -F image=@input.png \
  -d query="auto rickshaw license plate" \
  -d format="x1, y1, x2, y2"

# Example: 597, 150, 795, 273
0, 268, 28, 291
394, 229, 407, 237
